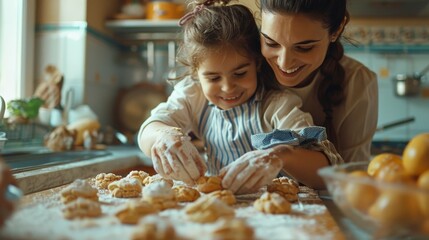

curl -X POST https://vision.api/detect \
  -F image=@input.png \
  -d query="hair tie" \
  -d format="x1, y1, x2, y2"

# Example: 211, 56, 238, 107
178, 4, 206, 26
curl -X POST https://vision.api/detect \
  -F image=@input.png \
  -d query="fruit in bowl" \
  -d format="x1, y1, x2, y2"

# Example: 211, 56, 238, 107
319, 133, 429, 239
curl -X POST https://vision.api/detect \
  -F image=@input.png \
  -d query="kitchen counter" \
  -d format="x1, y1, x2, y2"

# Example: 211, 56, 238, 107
13, 145, 152, 194
9, 146, 372, 239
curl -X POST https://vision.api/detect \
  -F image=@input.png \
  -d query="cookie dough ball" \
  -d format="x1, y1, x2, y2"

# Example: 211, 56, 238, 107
108, 178, 142, 198
115, 200, 159, 224
184, 196, 235, 223
95, 173, 122, 189
143, 174, 174, 188
207, 190, 236, 206
132, 216, 177, 240
62, 197, 102, 219
210, 218, 254, 240
60, 179, 98, 204
196, 176, 223, 193
173, 185, 200, 202
254, 192, 291, 214
126, 170, 150, 186
266, 182, 298, 203
143, 181, 177, 210
272, 177, 299, 193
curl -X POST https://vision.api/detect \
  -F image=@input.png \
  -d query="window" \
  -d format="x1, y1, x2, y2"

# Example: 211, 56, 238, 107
0, 0, 35, 117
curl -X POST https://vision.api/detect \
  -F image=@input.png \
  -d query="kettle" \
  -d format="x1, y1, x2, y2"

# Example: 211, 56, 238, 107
393, 64, 429, 97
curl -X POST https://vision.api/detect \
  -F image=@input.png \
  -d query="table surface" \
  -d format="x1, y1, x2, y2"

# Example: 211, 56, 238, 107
1, 176, 347, 240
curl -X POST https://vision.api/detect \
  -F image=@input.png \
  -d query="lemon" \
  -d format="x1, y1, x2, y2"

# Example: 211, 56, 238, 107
367, 153, 402, 177
403, 133, 429, 176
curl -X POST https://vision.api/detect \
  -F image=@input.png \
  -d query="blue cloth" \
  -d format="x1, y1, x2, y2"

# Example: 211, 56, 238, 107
251, 126, 327, 150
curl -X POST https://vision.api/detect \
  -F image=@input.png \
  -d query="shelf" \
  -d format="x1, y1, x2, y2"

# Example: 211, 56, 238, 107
106, 19, 181, 33
344, 44, 429, 54
105, 19, 182, 42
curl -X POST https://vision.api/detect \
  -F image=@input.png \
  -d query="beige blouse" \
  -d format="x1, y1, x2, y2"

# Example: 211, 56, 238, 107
286, 55, 378, 163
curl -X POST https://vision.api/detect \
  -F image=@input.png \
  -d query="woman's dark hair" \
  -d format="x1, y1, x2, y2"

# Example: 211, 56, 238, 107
175, 1, 278, 91
260, 0, 350, 147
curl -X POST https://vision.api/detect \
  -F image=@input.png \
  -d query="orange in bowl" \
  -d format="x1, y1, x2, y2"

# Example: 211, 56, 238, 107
367, 153, 402, 177
374, 160, 413, 184
344, 170, 379, 213
368, 188, 422, 229
402, 133, 429, 176
417, 170, 429, 217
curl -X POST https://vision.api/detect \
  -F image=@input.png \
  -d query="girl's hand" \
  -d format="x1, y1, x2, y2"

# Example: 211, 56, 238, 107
151, 128, 207, 185
220, 148, 284, 194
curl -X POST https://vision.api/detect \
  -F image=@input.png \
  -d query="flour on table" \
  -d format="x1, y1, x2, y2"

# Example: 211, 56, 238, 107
0, 182, 341, 240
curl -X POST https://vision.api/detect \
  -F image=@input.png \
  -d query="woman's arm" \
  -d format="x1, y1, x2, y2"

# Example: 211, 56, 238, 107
272, 144, 329, 189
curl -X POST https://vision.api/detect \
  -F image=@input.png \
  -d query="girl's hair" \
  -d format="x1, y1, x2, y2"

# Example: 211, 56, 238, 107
260, 0, 349, 147
175, 0, 278, 91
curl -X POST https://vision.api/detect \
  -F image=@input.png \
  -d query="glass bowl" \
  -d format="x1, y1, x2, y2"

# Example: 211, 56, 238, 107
318, 161, 429, 239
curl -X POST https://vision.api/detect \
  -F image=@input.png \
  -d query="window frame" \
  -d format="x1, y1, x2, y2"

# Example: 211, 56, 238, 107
0, 0, 35, 110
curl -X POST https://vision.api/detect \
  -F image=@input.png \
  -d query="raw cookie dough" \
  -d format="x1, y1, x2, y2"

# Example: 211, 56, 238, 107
108, 178, 142, 198
172, 185, 200, 202
196, 176, 223, 193
210, 218, 254, 240
126, 170, 150, 185
143, 174, 174, 188
115, 200, 158, 224
143, 181, 177, 210
95, 173, 122, 189
131, 216, 177, 240
62, 197, 102, 219
207, 190, 236, 206
184, 195, 235, 223
60, 179, 98, 204
254, 192, 291, 214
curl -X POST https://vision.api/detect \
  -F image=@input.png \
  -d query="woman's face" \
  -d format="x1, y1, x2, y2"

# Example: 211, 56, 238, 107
260, 12, 332, 87
197, 47, 258, 110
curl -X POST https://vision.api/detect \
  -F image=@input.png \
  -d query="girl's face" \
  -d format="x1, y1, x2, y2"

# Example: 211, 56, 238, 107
260, 12, 333, 87
197, 47, 258, 110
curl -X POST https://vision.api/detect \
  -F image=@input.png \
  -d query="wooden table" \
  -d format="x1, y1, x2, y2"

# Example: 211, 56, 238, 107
0, 171, 345, 240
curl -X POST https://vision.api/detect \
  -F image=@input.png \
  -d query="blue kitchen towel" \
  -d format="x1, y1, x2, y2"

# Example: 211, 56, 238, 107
251, 126, 327, 150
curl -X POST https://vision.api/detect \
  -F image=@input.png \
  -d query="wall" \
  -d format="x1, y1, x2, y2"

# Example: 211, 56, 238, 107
345, 18, 429, 141
34, 0, 429, 140
35, 0, 123, 128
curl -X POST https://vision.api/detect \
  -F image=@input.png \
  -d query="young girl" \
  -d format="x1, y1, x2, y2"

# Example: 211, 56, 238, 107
138, 0, 342, 194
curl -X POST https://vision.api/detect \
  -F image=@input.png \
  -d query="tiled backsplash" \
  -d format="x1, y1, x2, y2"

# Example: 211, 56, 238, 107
35, 23, 429, 141
347, 50, 429, 141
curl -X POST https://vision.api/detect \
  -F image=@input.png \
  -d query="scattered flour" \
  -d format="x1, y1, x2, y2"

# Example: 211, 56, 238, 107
0, 183, 341, 240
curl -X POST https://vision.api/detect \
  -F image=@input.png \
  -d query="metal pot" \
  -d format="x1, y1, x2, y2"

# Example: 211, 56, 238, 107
393, 64, 429, 97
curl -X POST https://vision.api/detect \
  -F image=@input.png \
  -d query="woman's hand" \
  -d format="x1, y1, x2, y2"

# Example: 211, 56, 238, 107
0, 160, 18, 227
220, 148, 284, 194
151, 128, 207, 185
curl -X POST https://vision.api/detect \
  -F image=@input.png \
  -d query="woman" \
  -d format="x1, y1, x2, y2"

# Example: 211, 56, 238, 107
221, 0, 378, 192
258, 0, 378, 163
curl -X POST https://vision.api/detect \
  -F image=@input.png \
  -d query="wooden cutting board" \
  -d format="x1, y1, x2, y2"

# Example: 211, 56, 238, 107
0, 176, 345, 240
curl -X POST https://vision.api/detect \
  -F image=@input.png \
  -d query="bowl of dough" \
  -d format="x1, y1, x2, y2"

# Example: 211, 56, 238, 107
318, 133, 429, 239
